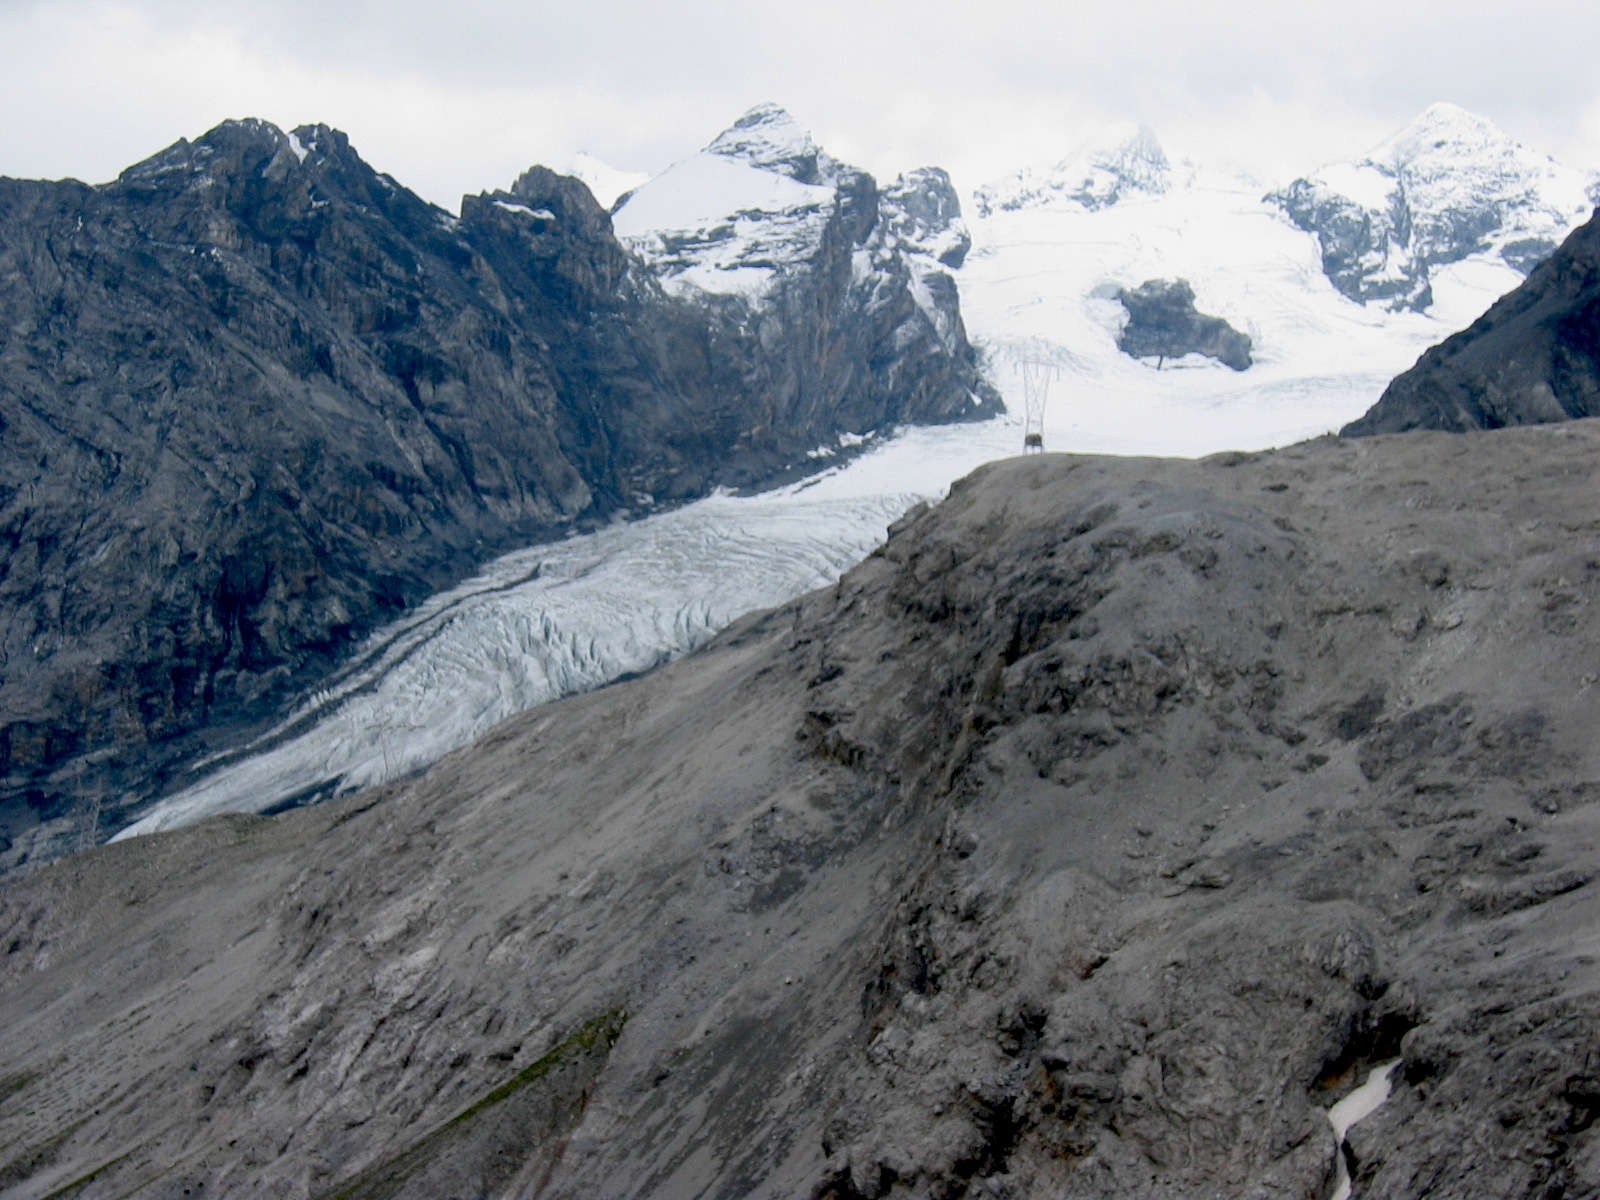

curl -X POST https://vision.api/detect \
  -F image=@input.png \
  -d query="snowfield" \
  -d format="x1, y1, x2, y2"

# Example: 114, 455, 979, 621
961, 162, 1512, 457
114, 105, 1598, 839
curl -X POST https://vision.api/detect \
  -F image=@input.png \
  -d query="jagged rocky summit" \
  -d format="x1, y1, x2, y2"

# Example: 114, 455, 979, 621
1269, 103, 1600, 311
4, 424, 1600, 1198
1344, 206, 1600, 434
0, 112, 998, 872
1113, 279, 1253, 371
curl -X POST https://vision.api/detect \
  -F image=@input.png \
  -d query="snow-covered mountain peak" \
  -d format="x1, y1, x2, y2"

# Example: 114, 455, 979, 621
610, 122, 835, 299
1269, 103, 1597, 309
703, 102, 833, 185
1374, 102, 1507, 165
973, 122, 1171, 217
609, 103, 978, 396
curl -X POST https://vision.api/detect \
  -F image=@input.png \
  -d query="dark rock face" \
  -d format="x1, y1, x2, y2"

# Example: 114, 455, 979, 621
1115, 279, 1253, 370
4, 426, 1600, 1197
1344, 209, 1600, 435
0, 118, 997, 869
1269, 177, 1435, 310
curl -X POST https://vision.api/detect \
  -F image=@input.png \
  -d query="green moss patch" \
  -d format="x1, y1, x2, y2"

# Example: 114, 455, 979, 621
322, 1008, 627, 1200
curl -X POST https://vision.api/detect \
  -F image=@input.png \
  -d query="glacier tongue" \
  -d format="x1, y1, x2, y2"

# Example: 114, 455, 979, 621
112, 422, 1021, 841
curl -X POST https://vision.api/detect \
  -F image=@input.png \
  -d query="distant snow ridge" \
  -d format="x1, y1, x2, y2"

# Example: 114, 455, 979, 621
1268, 103, 1599, 310
973, 123, 1171, 217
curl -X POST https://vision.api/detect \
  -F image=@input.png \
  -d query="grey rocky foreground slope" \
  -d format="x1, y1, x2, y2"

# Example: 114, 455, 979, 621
0, 118, 995, 868
4, 425, 1600, 1198
1345, 206, 1600, 436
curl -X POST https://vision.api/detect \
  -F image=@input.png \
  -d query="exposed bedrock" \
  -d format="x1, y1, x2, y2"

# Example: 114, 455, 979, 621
1115, 278, 1253, 371
0, 118, 997, 871
1346, 208, 1600, 435
3, 423, 1599, 1197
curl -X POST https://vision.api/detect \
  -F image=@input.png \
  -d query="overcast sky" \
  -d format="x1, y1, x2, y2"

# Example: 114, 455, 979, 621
2, 0, 1598, 209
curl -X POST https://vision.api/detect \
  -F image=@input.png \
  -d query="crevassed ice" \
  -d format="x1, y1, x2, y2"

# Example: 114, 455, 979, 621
113, 421, 1023, 841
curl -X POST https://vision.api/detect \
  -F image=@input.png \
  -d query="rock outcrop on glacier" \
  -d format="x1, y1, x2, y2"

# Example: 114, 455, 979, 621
1344, 207, 1600, 434
4, 424, 1600, 1198
0, 113, 996, 872
1268, 103, 1599, 311
1113, 278, 1253, 370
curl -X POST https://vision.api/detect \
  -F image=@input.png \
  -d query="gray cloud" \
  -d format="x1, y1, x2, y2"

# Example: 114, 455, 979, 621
3, 0, 1597, 207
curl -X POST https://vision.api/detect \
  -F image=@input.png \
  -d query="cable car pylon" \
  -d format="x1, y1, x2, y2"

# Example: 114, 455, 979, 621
1020, 358, 1059, 453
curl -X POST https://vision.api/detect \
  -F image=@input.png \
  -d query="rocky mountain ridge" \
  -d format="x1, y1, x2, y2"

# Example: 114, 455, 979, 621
0, 112, 996, 872
1344, 205, 1600, 435
2, 422, 1598, 1198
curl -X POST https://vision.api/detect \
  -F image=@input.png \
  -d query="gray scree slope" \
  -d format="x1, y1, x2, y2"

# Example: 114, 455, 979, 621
3, 424, 1600, 1198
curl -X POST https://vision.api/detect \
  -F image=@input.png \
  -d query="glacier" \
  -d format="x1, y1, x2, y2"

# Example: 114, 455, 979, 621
957, 112, 1600, 456
113, 422, 1021, 840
